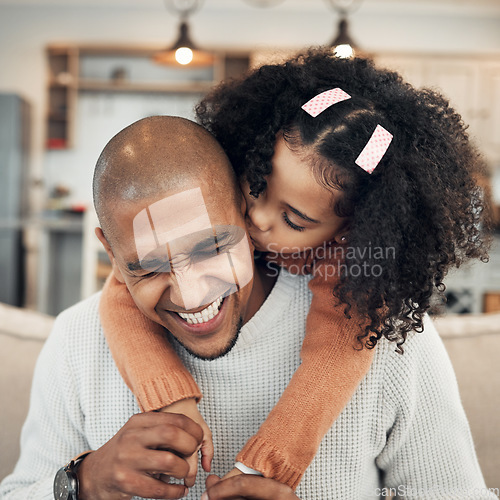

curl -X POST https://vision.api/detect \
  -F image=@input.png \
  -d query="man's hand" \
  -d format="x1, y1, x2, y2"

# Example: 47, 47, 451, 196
78, 412, 203, 500
201, 474, 301, 500
160, 397, 214, 485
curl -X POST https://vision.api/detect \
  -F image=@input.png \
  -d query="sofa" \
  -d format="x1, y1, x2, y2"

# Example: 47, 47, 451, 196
0, 302, 499, 491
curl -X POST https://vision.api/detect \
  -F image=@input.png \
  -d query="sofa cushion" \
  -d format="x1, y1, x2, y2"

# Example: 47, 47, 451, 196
434, 313, 500, 490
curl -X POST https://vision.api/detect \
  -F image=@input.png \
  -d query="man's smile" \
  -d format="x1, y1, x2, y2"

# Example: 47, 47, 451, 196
177, 296, 223, 325
161, 295, 229, 337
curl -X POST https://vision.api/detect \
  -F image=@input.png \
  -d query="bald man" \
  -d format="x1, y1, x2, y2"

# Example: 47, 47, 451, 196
93, 116, 258, 361
1, 117, 494, 500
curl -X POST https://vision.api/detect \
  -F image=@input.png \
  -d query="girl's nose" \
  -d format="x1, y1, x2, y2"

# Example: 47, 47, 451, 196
247, 202, 272, 233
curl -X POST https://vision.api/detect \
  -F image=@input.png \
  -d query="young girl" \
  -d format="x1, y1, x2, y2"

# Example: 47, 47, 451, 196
100, 50, 490, 490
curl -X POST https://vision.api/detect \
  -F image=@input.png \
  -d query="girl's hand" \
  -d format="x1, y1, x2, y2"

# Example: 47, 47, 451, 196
221, 467, 244, 481
160, 397, 214, 486
201, 474, 301, 500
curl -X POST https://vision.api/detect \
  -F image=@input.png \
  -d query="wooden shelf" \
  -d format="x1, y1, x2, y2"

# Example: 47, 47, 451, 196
45, 44, 250, 150
77, 79, 214, 94
46, 46, 78, 149
48, 80, 73, 88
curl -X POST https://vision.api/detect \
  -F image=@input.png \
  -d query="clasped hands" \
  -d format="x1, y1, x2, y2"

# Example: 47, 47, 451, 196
77, 398, 299, 500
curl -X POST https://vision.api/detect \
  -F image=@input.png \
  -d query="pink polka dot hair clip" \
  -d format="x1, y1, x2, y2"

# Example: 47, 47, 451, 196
301, 88, 351, 117
301, 88, 393, 174
354, 124, 393, 174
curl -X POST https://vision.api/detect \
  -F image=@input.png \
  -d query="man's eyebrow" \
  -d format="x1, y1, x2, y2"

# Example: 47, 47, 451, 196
192, 234, 221, 251
127, 258, 169, 272
286, 204, 321, 224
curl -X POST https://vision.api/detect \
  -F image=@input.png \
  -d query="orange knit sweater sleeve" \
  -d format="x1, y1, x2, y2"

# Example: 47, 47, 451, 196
235, 256, 375, 490
99, 274, 202, 412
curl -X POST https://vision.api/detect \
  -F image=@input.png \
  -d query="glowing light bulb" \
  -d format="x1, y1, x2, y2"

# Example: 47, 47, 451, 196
333, 44, 354, 59
175, 47, 193, 65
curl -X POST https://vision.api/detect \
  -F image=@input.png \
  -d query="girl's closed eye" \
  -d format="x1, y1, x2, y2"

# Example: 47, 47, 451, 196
282, 212, 305, 232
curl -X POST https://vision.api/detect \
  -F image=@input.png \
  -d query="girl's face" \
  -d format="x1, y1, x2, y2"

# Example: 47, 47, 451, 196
242, 134, 348, 254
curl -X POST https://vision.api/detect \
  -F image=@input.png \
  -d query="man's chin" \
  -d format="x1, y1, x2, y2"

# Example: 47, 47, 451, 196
169, 317, 243, 361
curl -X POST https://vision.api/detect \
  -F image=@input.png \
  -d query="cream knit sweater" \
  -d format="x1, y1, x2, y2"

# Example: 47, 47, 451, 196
0, 270, 494, 500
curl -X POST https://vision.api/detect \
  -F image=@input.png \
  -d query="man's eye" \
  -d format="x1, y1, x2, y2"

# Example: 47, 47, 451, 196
136, 262, 171, 277
140, 271, 157, 278
195, 246, 217, 255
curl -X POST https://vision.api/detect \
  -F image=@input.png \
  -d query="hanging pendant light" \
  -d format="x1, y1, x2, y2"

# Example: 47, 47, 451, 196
325, 0, 363, 59
331, 16, 357, 58
153, 0, 214, 67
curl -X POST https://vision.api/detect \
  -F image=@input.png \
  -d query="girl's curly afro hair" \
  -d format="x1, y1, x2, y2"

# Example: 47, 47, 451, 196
195, 48, 491, 352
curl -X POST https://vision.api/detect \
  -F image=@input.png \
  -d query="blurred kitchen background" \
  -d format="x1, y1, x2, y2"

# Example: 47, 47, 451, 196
1, 0, 500, 316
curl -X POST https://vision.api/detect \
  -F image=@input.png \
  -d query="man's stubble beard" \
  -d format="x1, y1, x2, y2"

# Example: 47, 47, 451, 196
165, 296, 245, 361
177, 316, 244, 361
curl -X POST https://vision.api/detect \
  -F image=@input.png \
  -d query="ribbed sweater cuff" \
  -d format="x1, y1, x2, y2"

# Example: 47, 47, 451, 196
236, 436, 304, 491
134, 373, 202, 412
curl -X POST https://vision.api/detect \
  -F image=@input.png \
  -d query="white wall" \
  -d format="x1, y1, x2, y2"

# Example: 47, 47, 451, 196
0, 1, 500, 209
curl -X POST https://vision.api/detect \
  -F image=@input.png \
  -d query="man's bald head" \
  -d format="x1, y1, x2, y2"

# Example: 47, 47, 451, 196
93, 116, 239, 245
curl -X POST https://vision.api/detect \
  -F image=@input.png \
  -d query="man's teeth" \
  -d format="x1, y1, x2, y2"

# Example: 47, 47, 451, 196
178, 297, 223, 325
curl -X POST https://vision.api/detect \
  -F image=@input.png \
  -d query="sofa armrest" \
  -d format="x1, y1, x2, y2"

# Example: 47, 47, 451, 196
0, 304, 54, 481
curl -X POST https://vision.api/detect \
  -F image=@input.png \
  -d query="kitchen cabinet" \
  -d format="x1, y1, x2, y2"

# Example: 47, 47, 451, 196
479, 63, 500, 162
373, 54, 500, 313
373, 52, 500, 166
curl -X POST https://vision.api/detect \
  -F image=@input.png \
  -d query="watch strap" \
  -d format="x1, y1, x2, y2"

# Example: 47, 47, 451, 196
65, 451, 93, 499
68, 450, 93, 465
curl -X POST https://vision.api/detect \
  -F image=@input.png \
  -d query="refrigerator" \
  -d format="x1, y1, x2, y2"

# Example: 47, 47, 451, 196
0, 93, 30, 307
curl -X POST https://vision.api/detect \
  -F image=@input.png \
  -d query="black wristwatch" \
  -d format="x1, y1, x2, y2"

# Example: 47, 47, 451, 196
53, 451, 92, 500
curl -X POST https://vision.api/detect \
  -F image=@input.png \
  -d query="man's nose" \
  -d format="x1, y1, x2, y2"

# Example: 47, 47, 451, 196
168, 271, 209, 311
169, 264, 228, 311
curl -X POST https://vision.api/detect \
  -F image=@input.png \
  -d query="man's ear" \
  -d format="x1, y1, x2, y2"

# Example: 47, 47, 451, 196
94, 227, 125, 283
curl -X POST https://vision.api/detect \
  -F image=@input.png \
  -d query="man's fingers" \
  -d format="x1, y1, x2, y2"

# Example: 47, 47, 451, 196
203, 475, 299, 500
129, 474, 188, 500
141, 423, 202, 457
140, 450, 190, 480
130, 411, 204, 444
202, 474, 222, 499
78, 412, 202, 500
205, 474, 221, 489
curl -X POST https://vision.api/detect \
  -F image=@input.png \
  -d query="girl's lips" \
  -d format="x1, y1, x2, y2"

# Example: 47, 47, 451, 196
169, 296, 228, 336
248, 233, 266, 252
245, 221, 265, 250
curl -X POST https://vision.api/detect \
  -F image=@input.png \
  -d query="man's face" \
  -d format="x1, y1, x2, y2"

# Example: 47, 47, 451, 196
106, 182, 254, 360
